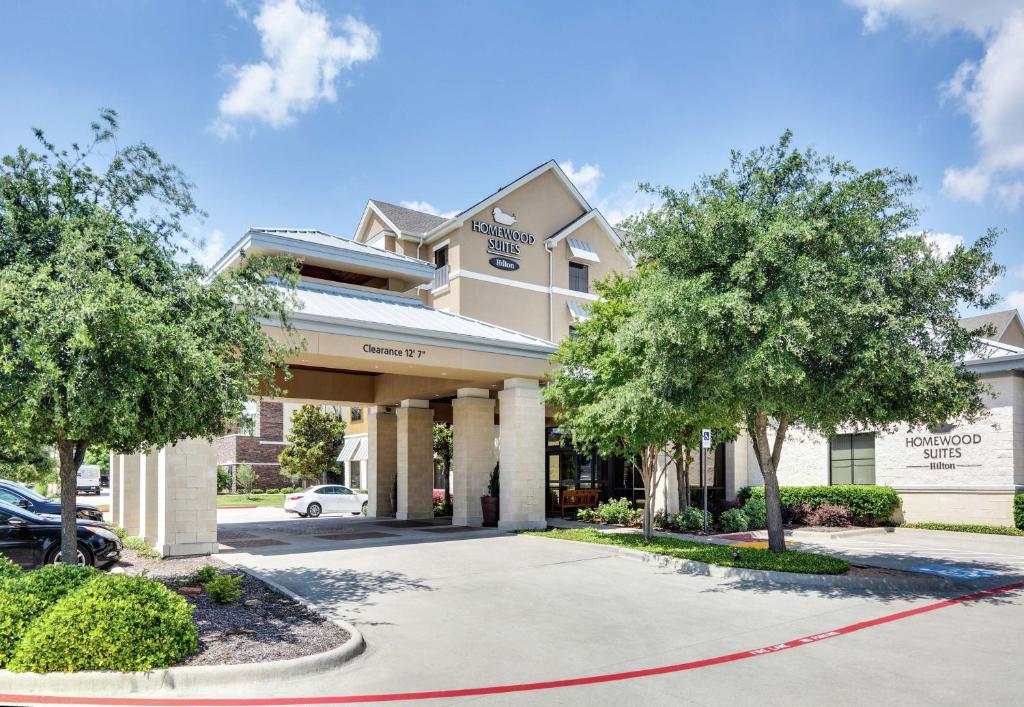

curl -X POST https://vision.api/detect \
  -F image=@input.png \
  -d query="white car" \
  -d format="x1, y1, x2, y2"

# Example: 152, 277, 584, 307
284, 485, 368, 518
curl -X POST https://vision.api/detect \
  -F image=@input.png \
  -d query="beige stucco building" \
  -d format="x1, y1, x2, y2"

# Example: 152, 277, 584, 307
109, 162, 1024, 556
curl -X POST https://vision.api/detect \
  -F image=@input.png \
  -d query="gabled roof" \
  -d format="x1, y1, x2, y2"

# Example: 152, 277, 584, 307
284, 282, 558, 359
545, 210, 635, 267
367, 200, 448, 237
210, 227, 434, 284
959, 309, 1023, 343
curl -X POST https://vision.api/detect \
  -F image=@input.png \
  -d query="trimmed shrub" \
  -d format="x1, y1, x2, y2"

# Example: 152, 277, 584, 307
250, 488, 264, 495
203, 573, 243, 605
653, 509, 669, 531
783, 502, 815, 525
1014, 494, 1024, 531
719, 508, 750, 533
576, 508, 597, 523
8, 575, 197, 672
740, 485, 900, 521
674, 507, 705, 532
216, 466, 231, 492
0, 564, 99, 667
194, 565, 218, 585
265, 488, 280, 495
808, 504, 853, 527
742, 498, 768, 530
597, 498, 636, 525
0, 557, 22, 581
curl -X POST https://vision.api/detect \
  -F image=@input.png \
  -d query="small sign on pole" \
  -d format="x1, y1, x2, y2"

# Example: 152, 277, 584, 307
700, 430, 710, 533
701, 429, 712, 449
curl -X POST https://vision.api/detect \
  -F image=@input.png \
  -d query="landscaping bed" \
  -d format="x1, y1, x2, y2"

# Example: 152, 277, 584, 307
116, 549, 349, 666
899, 522, 1024, 537
524, 527, 850, 575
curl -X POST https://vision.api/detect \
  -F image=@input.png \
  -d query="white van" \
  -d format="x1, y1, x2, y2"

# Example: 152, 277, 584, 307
77, 464, 101, 495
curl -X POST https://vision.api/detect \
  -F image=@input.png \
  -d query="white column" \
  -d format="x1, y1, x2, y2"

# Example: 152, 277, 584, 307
156, 439, 218, 557
498, 378, 547, 530
109, 450, 119, 523
139, 450, 159, 544
452, 388, 496, 527
657, 449, 680, 515
367, 407, 397, 517
396, 399, 435, 521
120, 453, 142, 536
725, 434, 749, 501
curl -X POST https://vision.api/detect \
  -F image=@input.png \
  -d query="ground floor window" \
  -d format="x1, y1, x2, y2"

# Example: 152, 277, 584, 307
830, 432, 875, 485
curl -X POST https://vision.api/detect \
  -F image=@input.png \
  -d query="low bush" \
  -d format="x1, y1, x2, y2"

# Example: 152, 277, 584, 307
674, 507, 705, 531
783, 502, 814, 525
902, 522, 1024, 537
250, 488, 265, 495
719, 507, 750, 533
596, 498, 640, 526
0, 557, 22, 580
740, 485, 900, 521
808, 504, 853, 527
203, 573, 244, 605
194, 565, 218, 585
1015, 494, 1024, 530
742, 498, 768, 530
0, 564, 99, 666
122, 536, 160, 559
8, 575, 197, 672
653, 509, 669, 531
576, 507, 597, 522
216, 467, 232, 492
265, 488, 280, 495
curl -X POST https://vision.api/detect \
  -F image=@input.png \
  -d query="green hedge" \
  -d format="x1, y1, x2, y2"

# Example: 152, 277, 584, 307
1015, 494, 1024, 531
8, 575, 197, 672
0, 565, 99, 667
739, 485, 901, 520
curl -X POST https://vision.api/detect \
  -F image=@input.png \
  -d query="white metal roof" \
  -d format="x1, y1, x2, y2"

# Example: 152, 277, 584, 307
567, 300, 591, 322
285, 282, 558, 358
337, 436, 363, 463
567, 238, 600, 263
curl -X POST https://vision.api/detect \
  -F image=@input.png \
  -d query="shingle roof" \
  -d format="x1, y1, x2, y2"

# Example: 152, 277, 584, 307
368, 201, 449, 236
287, 282, 557, 357
959, 309, 1020, 339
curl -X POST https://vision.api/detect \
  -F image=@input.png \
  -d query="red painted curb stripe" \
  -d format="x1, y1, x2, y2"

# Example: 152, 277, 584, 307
3, 580, 1021, 707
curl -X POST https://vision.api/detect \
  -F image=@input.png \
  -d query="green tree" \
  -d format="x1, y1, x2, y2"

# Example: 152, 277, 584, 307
0, 441, 56, 487
235, 464, 256, 496
0, 111, 300, 563
84, 447, 110, 478
279, 405, 347, 485
624, 132, 1002, 551
544, 274, 698, 540
433, 423, 453, 509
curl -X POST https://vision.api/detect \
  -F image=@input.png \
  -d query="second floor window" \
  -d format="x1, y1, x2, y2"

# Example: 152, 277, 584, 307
350, 406, 363, 422
434, 245, 448, 269
569, 262, 589, 293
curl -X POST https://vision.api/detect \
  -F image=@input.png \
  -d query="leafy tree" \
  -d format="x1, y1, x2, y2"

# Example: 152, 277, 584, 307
433, 423, 453, 509
544, 274, 697, 540
278, 405, 347, 485
623, 132, 1002, 551
0, 441, 56, 487
235, 464, 256, 496
84, 447, 110, 477
0, 111, 300, 562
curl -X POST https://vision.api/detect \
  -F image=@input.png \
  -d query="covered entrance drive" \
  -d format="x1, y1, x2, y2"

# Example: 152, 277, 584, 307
109, 273, 558, 556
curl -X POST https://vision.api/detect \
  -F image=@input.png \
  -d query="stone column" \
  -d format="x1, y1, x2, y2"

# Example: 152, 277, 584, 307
138, 450, 159, 544
109, 450, 119, 523
367, 407, 397, 517
396, 399, 435, 521
156, 439, 218, 557
120, 453, 142, 536
452, 388, 496, 527
498, 378, 547, 530
657, 449, 680, 515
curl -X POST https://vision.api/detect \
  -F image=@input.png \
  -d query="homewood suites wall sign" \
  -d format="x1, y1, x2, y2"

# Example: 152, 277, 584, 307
472, 207, 536, 266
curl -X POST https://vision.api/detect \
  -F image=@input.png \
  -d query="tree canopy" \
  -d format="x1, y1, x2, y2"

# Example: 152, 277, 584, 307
0, 111, 301, 561
279, 405, 347, 484
622, 131, 1003, 550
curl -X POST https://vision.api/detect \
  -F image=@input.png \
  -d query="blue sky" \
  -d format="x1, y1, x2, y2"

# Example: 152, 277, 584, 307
1, 0, 1022, 312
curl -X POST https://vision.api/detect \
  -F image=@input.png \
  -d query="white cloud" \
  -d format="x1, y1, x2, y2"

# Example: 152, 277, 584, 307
184, 229, 227, 268
559, 161, 603, 200
848, 2, 1024, 209
212, 0, 379, 138
400, 200, 457, 218
922, 231, 965, 257
1004, 290, 1024, 312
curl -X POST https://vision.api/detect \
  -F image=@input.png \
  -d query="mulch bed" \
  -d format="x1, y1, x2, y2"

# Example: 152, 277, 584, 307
115, 549, 350, 666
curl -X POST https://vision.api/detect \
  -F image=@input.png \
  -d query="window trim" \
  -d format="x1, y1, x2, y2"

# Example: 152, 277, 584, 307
829, 432, 876, 486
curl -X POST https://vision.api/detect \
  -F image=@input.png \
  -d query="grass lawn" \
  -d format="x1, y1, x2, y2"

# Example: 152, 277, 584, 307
901, 522, 1024, 537
524, 527, 850, 575
217, 493, 288, 508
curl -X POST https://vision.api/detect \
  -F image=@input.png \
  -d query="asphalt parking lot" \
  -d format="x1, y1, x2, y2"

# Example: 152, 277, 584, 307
207, 512, 1024, 706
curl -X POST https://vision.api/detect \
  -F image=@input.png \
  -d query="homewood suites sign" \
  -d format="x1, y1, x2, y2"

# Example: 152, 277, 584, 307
904, 430, 983, 471
472, 207, 536, 266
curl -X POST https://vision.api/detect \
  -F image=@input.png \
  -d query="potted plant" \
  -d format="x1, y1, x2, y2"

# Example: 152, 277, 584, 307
481, 461, 500, 527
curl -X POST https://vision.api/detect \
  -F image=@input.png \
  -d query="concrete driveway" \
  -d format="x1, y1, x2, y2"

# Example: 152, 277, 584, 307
213, 515, 1024, 706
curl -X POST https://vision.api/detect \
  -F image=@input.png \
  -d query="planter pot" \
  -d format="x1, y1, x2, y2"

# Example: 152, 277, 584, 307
480, 495, 499, 527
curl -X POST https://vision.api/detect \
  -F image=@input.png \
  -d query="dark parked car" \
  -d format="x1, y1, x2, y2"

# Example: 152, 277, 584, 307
0, 500, 121, 568
0, 480, 105, 522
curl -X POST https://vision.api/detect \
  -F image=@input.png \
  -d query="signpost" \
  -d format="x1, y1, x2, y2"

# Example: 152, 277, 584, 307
701, 429, 711, 533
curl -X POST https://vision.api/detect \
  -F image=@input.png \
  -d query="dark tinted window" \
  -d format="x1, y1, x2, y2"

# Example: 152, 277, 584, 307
569, 262, 589, 293
434, 245, 448, 269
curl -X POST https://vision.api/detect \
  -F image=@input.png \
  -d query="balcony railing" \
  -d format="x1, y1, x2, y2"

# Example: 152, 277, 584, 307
432, 264, 449, 290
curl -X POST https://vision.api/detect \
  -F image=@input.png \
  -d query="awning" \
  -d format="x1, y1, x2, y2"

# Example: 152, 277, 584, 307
567, 300, 591, 322
352, 437, 368, 462
337, 436, 363, 463
567, 238, 600, 263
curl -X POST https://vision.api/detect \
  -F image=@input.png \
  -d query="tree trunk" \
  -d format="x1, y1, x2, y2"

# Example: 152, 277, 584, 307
56, 436, 87, 565
750, 412, 789, 552
442, 459, 451, 509
640, 445, 658, 541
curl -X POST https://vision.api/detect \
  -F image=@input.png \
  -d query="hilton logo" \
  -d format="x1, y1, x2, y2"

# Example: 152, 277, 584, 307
489, 256, 520, 271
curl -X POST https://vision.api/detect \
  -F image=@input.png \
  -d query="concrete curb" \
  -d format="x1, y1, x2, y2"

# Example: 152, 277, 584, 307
523, 534, 964, 593
0, 573, 365, 696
